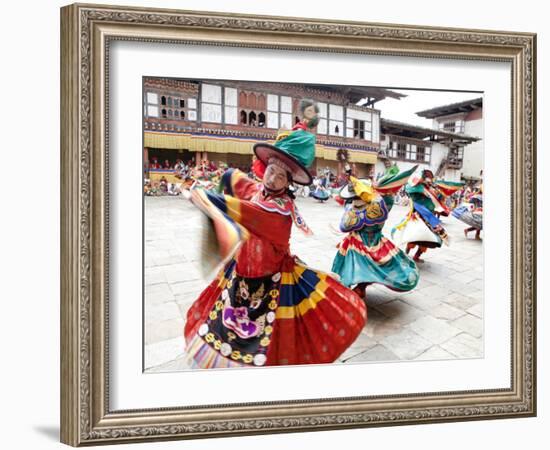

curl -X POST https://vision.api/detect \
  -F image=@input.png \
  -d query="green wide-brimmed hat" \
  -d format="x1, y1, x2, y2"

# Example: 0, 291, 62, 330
253, 129, 316, 185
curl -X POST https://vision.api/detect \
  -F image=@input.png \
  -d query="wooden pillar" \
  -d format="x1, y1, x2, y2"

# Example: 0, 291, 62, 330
143, 147, 149, 178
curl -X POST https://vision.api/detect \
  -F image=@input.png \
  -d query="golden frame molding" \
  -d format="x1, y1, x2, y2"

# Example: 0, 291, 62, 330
60, 2, 536, 446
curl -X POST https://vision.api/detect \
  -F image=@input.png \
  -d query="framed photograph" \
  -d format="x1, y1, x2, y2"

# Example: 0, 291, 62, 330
60, 3, 536, 446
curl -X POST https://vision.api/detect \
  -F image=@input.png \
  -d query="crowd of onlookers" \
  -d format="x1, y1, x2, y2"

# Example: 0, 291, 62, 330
144, 157, 482, 208
452, 183, 483, 207
144, 162, 373, 200
144, 176, 184, 196
148, 157, 251, 177
144, 157, 253, 196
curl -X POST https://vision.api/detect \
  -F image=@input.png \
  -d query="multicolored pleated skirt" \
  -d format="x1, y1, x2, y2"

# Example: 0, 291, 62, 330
452, 205, 483, 230
392, 202, 445, 249
184, 256, 367, 368
310, 188, 330, 201
332, 228, 419, 291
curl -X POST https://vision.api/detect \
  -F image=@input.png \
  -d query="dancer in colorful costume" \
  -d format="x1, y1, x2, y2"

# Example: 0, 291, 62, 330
310, 177, 330, 202
333, 163, 354, 206
331, 166, 419, 298
184, 100, 366, 369
392, 169, 463, 262
452, 186, 483, 240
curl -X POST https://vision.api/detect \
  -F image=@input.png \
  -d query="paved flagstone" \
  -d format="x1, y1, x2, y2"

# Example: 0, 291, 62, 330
144, 195, 484, 372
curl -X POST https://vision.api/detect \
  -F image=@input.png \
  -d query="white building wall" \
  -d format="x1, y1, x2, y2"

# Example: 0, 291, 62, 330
430, 143, 459, 181
377, 136, 435, 180
374, 160, 387, 178
444, 168, 462, 182
429, 143, 447, 176
462, 118, 484, 179
432, 114, 483, 180
378, 137, 463, 182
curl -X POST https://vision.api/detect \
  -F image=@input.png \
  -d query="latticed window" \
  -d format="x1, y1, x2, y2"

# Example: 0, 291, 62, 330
441, 120, 464, 133
145, 92, 159, 118
416, 146, 426, 161
387, 141, 431, 163
150, 92, 196, 121
353, 119, 365, 139
397, 143, 407, 159
237, 90, 267, 127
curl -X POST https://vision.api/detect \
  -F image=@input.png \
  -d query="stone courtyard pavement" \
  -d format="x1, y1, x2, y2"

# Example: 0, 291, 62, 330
144, 195, 483, 372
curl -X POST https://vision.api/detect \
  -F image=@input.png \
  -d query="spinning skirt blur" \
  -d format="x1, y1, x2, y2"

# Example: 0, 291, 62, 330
184, 257, 367, 368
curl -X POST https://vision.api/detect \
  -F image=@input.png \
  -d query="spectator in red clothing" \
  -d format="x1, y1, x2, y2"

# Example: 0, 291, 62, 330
150, 157, 160, 169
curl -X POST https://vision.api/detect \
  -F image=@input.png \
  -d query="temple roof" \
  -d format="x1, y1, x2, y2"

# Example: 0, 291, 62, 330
307, 84, 407, 105
381, 118, 480, 144
176, 78, 407, 106
416, 97, 483, 118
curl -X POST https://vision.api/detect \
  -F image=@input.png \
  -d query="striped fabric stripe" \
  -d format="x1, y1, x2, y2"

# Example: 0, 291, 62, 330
375, 165, 417, 195
274, 264, 342, 319
337, 233, 400, 264
190, 190, 248, 276
435, 180, 465, 196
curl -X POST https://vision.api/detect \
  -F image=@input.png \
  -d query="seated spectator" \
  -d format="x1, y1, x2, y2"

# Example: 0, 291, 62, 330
147, 181, 161, 196
144, 179, 152, 195
149, 157, 160, 169
168, 183, 182, 196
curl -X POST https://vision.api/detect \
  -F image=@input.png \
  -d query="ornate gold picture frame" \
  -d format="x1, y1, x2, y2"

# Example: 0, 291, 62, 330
60, 3, 536, 446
